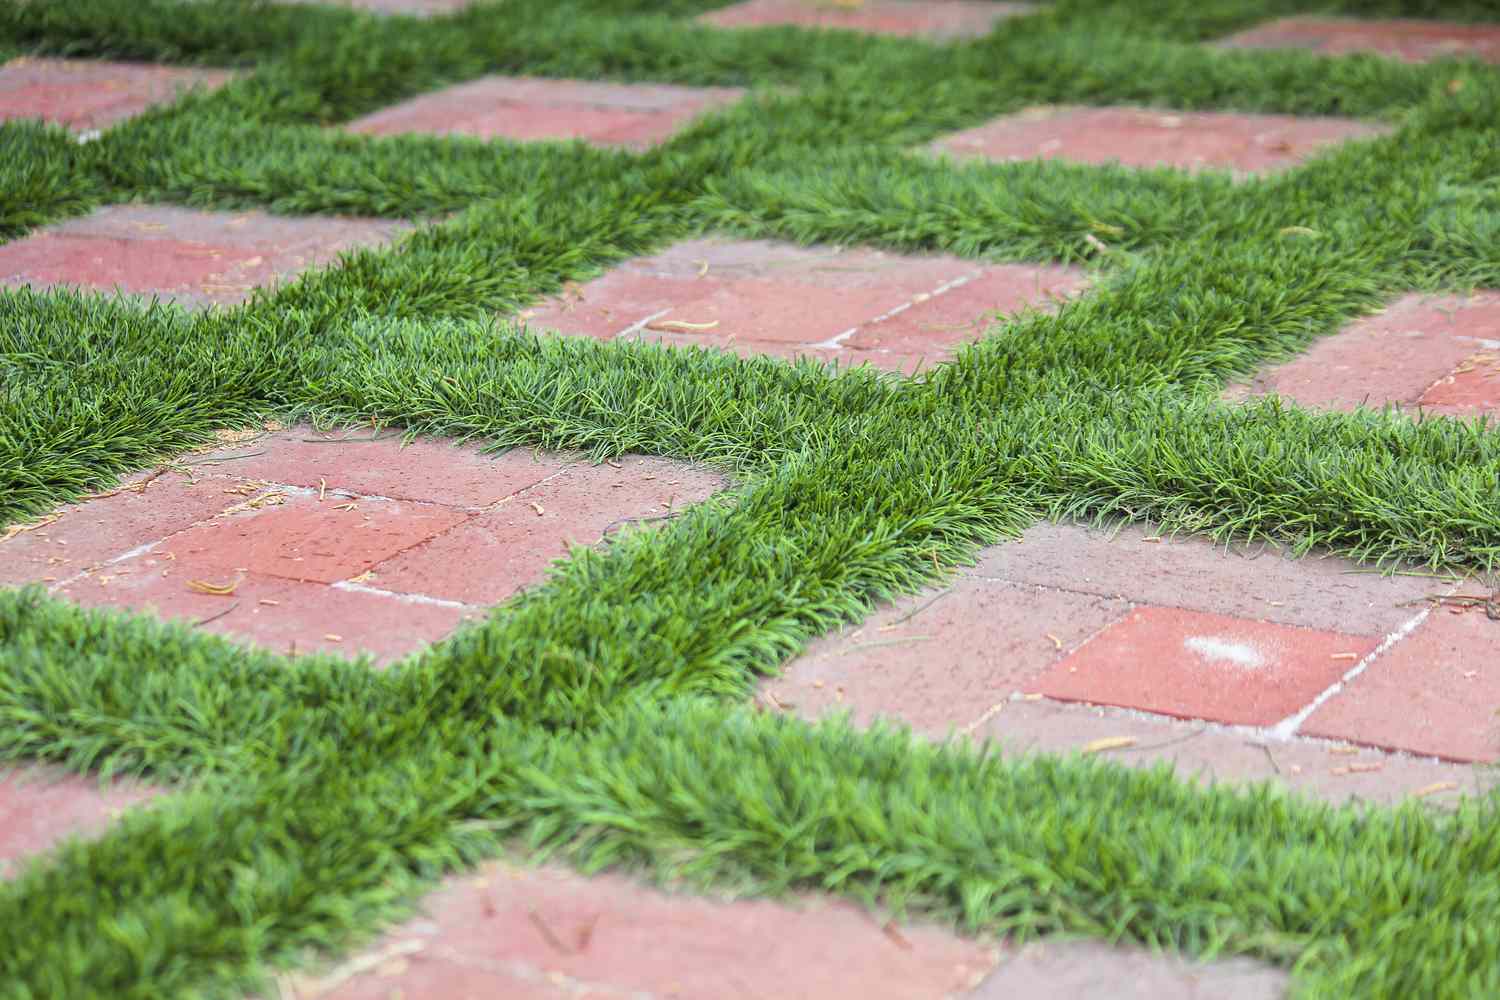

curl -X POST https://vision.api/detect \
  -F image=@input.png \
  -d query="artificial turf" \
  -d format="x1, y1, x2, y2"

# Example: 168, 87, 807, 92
3, 1, 1500, 996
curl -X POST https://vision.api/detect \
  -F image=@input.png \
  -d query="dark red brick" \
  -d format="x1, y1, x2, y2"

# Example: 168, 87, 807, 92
289, 862, 996, 1000
1219, 17, 1500, 64
700, 0, 1036, 41
370, 455, 724, 604
1302, 605, 1500, 763
1034, 606, 1377, 726
0, 56, 232, 133
345, 76, 744, 150
0, 766, 162, 879
1224, 292, 1500, 412
932, 106, 1389, 174
0, 204, 409, 307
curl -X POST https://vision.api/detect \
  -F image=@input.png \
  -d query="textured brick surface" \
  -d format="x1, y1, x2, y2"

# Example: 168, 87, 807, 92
0, 766, 162, 879
1416, 352, 1500, 417
1035, 606, 1376, 726
346, 75, 744, 149
521, 237, 1085, 371
932, 106, 1389, 174
289, 861, 998, 1000
1219, 17, 1500, 64
980, 698, 1485, 808
1224, 292, 1500, 413
371, 455, 725, 604
701, 0, 1035, 41
0, 204, 409, 307
0, 56, 232, 133
1303, 605, 1500, 762
969, 940, 1287, 999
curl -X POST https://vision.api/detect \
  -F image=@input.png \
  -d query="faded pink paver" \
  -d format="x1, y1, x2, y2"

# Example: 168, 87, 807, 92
3, 426, 725, 664
700, 0, 1036, 41
287, 861, 998, 1000
345, 75, 745, 150
0, 204, 410, 307
0, 56, 232, 133
1034, 606, 1376, 727
522, 237, 1086, 371
932, 106, 1389, 174
0, 766, 163, 880
1303, 605, 1500, 763
1219, 17, 1500, 65
970, 940, 1287, 1000
1224, 292, 1500, 415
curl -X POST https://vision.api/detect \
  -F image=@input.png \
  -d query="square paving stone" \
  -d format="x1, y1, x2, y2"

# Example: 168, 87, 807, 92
284, 860, 997, 1000
521, 237, 1085, 371
699, 0, 1036, 41
1302, 605, 1500, 763
344, 75, 745, 150
931, 106, 1389, 174
1034, 607, 1378, 727
0, 766, 162, 880
0, 204, 410, 307
1223, 292, 1500, 414
0, 56, 233, 134
1218, 17, 1500, 64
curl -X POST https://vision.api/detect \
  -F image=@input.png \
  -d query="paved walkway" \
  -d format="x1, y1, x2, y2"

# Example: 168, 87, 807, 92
4, 5, 1500, 998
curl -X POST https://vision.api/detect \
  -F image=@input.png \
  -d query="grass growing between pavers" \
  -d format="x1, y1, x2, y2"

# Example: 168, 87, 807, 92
4, 0, 1500, 997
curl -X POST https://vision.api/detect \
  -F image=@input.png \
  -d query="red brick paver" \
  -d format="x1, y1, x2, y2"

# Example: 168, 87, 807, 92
3, 427, 725, 664
1224, 292, 1500, 416
700, 0, 1035, 41
345, 76, 744, 150
1303, 606, 1500, 763
285, 861, 998, 1000
970, 940, 1287, 1000
521, 237, 1086, 371
0, 204, 409, 307
0, 56, 232, 134
1219, 17, 1500, 65
0, 766, 162, 880
932, 106, 1389, 174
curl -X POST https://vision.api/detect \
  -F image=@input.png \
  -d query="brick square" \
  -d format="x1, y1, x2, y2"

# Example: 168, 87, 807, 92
1034, 606, 1377, 727
700, 0, 1036, 41
370, 455, 725, 604
521, 237, 1085, 371
932, 106, 1389, 174
0, 204, 410, 307
0, 56, 232, 134
1, 766, 162, 879
1303, 606, 1500, 762
286, 861, 997, 1000
345, 76, 745, 150
1219, 17, 1500, 65
971, 940, 1287, 1000
1224, 292, 1500, 414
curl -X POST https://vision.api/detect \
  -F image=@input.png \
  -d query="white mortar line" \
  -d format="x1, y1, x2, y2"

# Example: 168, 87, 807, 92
330, 579, 479, 611
611, 308, 672, 340
808, 273, 980, 351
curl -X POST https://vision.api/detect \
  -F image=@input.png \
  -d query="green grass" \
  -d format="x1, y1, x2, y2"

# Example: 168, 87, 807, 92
4, 0, 1500, 997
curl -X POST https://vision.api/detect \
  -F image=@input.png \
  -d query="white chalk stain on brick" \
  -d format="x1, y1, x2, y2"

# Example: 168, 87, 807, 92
1184, 635, 1266, 669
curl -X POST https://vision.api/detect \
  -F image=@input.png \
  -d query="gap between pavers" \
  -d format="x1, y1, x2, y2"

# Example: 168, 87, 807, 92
2, 425, 726, 665
699, 0, 1037, 41
0, 765, 164, 881
0, 204, 411, 308
931, 105, 1391, 175
1217, 16, 1500, 64
1223, 291, 1500, 416
343, 75, 745, 150
0, 56, 234, 135
520, 236, 1087, 372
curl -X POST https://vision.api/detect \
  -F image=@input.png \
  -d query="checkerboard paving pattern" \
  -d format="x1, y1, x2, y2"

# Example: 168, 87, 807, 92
1224, 292, 1500, 416
0, 204, 410, 307
699, 0, 1037, 41
521, 237, 1087, 372
0, 56, 234, 135
1, 426, 725, 665
1219, 17, 1500, 65
344, 76, 746, 150
932, 106, 1391, 174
